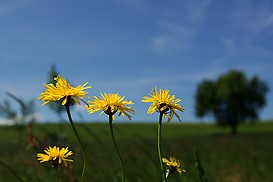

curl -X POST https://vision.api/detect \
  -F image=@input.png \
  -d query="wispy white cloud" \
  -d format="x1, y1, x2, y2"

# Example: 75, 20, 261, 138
201, 57, 273, 81
222, 38, 237, 49
0, 3, 15, 15
0, 0, 27, 15
151, 0, 211, 53
230, 0, 273, 34
262, 13, 273, 30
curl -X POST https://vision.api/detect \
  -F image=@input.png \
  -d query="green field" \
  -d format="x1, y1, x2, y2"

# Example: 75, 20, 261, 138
0, 121, 273, 182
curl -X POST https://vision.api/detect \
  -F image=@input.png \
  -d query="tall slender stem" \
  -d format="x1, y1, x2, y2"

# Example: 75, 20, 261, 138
109, 115, 125, 182
55, 167, 60, 182
158, 112, 166, 182
65, 104, 86, 182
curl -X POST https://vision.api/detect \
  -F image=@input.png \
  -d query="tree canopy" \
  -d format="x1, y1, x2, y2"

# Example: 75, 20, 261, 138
195, 70, 269, 134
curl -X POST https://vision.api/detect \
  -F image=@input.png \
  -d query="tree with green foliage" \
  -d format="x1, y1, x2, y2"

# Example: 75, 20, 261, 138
0, 92, 36, 125
195, 69, 269, 135
0, 92, 37, 145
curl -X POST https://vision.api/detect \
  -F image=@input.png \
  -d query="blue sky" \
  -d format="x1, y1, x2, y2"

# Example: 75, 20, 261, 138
0, 0, 273, 123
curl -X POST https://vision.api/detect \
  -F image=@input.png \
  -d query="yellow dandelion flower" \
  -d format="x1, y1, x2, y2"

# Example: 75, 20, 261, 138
86, 93, 135, 120
142, 87, 185, 123
37, 146, 73, 167
162, 157, 186, 175
39, 75, 91, 106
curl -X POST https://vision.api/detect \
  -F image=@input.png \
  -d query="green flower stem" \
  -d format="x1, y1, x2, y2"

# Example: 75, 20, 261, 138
109, 115, 125, 182
65, 104, 86, 182
55, 167, 60, 182
158, 112, 167, 182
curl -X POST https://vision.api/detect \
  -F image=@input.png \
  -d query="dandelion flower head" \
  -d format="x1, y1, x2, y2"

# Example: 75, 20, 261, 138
142, 87, 184, 122
39, 75, 91, 106
86, 93, 135, 120
37, 146, 73, 167
162, 157, 186, 175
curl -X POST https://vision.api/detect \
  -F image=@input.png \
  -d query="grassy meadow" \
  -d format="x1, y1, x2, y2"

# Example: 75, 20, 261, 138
0, 121, 273, 182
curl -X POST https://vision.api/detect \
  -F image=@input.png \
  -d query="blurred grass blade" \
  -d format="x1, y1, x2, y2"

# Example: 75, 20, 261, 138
0, 160, 24, 182
194, 149, 208, 182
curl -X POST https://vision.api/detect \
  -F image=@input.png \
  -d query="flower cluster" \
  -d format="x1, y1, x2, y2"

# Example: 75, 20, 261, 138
39, 75, 184, 123
38, 75, 186, 181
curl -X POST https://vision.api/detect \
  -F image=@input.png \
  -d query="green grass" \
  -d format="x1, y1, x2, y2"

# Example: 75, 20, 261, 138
0, 121, 273, 181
